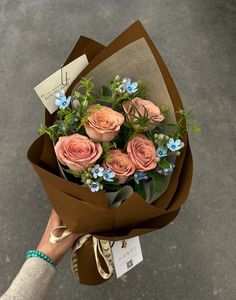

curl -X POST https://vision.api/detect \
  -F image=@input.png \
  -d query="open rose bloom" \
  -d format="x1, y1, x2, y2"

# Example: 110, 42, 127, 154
28, 21, 193, 285
84, 105, 124, 142
123, 97, 164, 130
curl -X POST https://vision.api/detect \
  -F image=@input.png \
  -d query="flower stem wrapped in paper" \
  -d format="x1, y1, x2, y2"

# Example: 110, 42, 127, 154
28, 21, 200, 285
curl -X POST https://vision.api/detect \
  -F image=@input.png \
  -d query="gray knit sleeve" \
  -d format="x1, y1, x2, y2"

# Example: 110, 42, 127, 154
0, 257, 56, 300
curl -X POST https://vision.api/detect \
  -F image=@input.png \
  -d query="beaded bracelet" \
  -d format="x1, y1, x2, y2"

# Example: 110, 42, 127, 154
26, 250, 56, 269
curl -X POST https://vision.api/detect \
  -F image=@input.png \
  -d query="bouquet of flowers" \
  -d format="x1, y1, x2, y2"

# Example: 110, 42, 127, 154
39, 76, 198, 205
28, 21, 199, 285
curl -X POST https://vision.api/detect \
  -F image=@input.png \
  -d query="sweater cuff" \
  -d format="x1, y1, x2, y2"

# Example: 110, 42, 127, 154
1, 257, 56, 300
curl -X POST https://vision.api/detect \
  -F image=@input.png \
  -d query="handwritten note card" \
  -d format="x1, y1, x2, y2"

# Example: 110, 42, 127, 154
34, 54, 88, 114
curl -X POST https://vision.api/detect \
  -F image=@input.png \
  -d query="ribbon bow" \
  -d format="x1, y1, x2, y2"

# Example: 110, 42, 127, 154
49, 226, 113, 280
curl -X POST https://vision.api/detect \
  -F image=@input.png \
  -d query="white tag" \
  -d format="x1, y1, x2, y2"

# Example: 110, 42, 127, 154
111, 237, 143, 278
34, 54, 89, 114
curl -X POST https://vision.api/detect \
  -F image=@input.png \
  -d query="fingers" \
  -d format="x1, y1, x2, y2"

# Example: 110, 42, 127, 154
47, 210, 61, 230
42, 210, 61, 241
37, 209, 85, 264
50, 209, 62, 226
57, 232, 82, 253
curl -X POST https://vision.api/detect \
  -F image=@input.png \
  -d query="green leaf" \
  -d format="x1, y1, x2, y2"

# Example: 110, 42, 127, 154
161, 105, 169, 118
147, 170, 162, 193
136, 81, 148, 99
38, 123, 46, 135
123, 121, 133, 128
188, 121, 201, 135
63, 168, 81, 178
100, 96, 114, 103
100, 85, 111, 97
158, 159, 170, 169
87, 93, 97, 102
135, 182, 146, 199
171, 108, 201, 138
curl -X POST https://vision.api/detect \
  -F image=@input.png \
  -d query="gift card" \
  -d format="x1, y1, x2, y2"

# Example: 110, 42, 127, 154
111, 237, 143, 278
34, 54, 88, 114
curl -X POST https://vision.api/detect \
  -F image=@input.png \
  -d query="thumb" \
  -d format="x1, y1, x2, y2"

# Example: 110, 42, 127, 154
58, 232, 84, 252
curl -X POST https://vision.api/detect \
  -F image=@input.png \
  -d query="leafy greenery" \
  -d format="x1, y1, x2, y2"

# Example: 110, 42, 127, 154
38, 78, 98, 141
168, 108, 201, 139
73, 77, 97, 106
100, 77, 148, 110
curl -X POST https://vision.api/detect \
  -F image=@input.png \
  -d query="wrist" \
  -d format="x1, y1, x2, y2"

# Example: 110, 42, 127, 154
36, 246, 58, 265
26, 249, 57, 269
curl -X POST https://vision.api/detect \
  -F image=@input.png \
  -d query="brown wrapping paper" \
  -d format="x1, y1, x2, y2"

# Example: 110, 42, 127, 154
27, 21, 193, 285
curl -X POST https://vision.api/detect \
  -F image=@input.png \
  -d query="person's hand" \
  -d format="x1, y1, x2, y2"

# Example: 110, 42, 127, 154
36, 210, 82, 265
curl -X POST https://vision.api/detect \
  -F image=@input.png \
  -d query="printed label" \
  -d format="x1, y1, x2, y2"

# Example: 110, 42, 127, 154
111, 237, 143, 278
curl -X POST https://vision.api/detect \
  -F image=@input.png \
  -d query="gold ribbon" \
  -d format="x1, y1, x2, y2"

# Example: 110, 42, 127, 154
49, 225, 72, 243
49, 226, 113, 280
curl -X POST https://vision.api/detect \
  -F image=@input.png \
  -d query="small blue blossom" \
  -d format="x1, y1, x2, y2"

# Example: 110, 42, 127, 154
122, 78, 130, 84
55, 90, 71, 109
91, 164, 104, 179
134, 171, 148, 184
166, 138, 184, 152
90, 182, 100, 192
123, 78, 138, 94
157, 164, 175, 176
103, 168, 115, 182
156, 147, 168, 158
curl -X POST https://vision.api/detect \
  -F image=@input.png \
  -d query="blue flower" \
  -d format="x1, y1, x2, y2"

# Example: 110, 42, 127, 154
134, 171, 148, 184
103, 168, 115, 182
166, 138, 184, 152
55, 90, 71, 109
91, 164, 104, 179
156, 147, 168, 158
123, 78, 138, 94
157, 164, 175, 176
90, 182, 100, 192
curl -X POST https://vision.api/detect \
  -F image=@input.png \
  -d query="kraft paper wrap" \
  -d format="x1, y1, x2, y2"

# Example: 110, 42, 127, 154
27, 21, 193, 285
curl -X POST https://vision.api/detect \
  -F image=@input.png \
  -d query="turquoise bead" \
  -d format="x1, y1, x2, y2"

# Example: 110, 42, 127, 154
25, 250, 56, 269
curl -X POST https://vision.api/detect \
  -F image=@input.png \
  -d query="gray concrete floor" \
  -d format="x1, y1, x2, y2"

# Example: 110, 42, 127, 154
0, 0, 235, 299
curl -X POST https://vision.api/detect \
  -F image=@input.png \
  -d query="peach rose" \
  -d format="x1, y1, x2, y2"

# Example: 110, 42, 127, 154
54, 133, 102, 172
123, 97, 164, 130
127, 134, 157, 171
84, 105, 124, 142
105, 149, 136, 184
